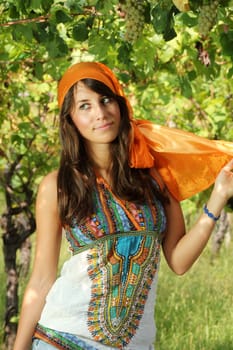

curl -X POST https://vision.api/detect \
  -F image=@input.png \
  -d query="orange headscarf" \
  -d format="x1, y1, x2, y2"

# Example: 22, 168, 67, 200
58, 61, 233, 201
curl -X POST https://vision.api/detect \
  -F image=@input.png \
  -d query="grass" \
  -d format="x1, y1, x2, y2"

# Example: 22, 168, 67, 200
1, 233, 233, 349
155, 243, 233, 349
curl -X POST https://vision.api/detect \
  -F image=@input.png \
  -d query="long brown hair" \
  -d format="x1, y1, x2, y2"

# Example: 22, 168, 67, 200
57, 79, 168, 226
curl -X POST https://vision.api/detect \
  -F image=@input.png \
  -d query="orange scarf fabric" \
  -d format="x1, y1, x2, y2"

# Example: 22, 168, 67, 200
58, 62, 233, 201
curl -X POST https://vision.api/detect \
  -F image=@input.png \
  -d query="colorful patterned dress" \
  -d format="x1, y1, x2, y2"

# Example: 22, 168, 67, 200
34, 176, 167, 349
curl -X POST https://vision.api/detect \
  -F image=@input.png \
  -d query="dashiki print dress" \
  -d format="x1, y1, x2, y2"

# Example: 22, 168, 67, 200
34, 176, 167, 350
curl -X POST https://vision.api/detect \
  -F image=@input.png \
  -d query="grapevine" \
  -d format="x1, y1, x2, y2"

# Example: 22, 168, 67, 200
122, 0, 146, 43
198, 0, 219, 38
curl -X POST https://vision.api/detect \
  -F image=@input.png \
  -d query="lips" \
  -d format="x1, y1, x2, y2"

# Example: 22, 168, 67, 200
94, 122, 113, 130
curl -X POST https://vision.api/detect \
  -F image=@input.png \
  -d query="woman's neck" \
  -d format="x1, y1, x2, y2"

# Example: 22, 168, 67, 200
85, 142, 114, 183
93, 163, 111, 183
90, 159, 111, 184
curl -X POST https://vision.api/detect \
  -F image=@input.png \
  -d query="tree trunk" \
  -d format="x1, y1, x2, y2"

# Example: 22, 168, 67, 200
211, 210, 229, 259
20, 237, 32, 278
3, 233, 19, 350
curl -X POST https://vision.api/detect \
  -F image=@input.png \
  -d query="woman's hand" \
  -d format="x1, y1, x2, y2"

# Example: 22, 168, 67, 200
213, 158, 233, 204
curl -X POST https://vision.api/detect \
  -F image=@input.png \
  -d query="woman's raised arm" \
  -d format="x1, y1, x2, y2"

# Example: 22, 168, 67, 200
163, 159, 233, 275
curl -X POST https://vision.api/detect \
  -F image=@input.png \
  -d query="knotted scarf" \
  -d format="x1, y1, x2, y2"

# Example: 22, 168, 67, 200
58, 61, 233, 201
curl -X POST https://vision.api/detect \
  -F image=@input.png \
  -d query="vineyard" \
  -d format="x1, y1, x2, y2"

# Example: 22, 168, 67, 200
0, 0, 233, 348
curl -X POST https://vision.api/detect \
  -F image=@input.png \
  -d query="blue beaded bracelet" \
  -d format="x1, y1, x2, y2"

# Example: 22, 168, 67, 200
203, 204, 220, 222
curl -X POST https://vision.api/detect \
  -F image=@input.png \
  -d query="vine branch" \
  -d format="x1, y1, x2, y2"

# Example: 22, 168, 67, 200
0, 15, 49, 27
0, 7, 98, 27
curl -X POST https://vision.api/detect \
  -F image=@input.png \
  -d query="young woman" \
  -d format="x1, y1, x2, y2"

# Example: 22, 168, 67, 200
13, 62, 233, 350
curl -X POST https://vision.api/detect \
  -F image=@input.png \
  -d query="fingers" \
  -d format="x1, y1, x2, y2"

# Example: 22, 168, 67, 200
223, 158, 233, 172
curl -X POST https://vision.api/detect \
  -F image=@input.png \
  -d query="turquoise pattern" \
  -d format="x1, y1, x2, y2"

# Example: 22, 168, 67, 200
86, 231, 161, 348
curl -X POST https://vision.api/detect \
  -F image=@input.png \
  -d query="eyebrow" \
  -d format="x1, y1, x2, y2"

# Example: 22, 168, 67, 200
76, 95, 108, 103
77, 98, 90, 103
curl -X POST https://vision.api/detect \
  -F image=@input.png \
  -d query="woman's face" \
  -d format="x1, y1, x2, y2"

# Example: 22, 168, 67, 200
70, 81, 121, 147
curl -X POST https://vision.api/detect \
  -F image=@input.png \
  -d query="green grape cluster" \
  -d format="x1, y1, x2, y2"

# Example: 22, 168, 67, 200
122, 0, 145, 43
198, 0, 219, 37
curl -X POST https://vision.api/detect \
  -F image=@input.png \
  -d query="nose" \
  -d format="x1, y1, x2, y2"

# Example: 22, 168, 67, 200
95, 102, 106, 120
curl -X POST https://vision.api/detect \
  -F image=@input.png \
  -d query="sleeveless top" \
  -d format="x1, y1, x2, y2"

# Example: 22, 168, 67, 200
34, 176, 167, 350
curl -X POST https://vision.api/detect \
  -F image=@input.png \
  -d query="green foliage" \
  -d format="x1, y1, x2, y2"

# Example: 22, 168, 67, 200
1, 0, 232, 177
151, 2, 178, 41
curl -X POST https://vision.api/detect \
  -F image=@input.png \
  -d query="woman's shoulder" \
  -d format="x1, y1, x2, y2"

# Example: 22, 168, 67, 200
37, 170, 58, 196
36, 170, 62, 230
41, 169, 58, 183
